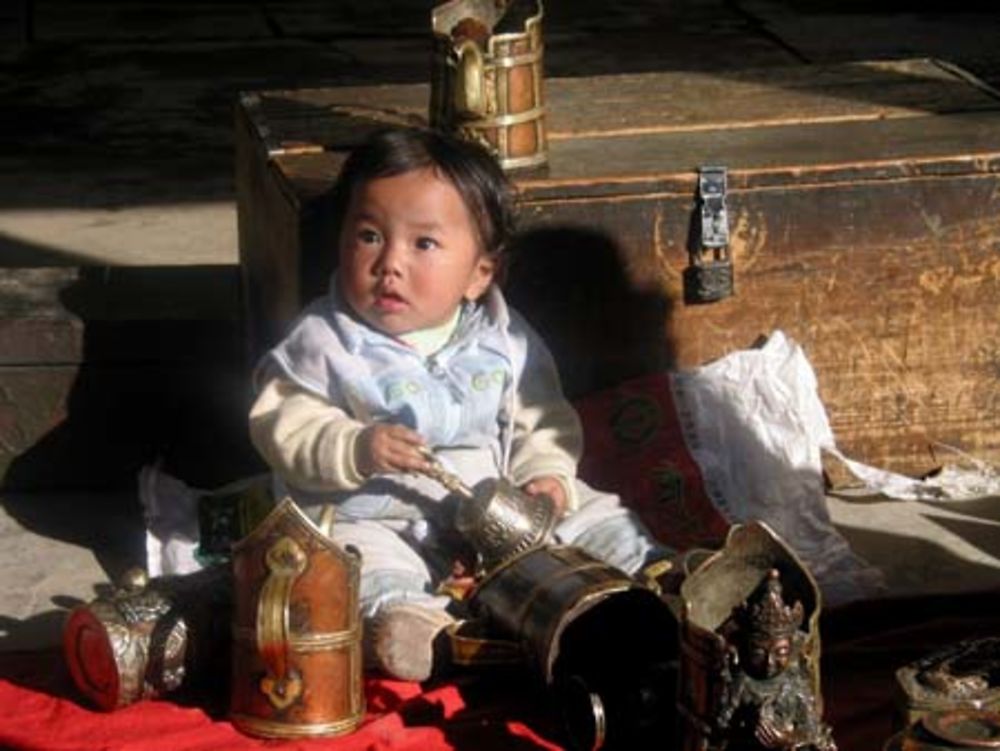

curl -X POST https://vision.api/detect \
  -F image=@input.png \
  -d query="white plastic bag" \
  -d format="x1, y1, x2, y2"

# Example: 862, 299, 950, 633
138, 463, 203, 577
671, 331, 886, 605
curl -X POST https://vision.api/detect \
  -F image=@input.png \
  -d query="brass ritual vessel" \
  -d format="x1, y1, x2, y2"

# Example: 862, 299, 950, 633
63, 565, 232, 711
885, 708, 1000, 750
418, 452, 679, 750
431, 0, 547, 170
471, 545, 679, 751
896, 638, 1000, 729
419, 450, 559, 571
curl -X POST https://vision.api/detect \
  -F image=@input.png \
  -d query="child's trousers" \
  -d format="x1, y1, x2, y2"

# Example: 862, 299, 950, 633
326, 480, 670, 620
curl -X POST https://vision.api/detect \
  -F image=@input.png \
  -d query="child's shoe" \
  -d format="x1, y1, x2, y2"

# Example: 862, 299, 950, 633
371, 602, 456, 682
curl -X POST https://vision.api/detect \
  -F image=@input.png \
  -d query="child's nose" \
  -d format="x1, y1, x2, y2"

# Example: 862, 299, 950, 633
374, 240, 405, 276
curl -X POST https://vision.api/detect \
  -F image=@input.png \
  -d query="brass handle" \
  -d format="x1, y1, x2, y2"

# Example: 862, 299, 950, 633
317, 504, 335, 539
453, 39, 486, 118
446, 621, 524, 667
417, 448, 475, 501
256, 536, 307, 709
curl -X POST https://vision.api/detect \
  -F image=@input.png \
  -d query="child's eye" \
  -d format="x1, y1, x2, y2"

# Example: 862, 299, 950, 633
415, 236, 439, 251
358, 228, 381, 245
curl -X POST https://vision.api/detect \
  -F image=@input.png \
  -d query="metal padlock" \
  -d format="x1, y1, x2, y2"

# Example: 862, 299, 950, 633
684, 166, 734, 304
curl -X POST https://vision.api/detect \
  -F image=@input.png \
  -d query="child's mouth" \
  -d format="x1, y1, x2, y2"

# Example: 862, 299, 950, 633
374, 290, 406, 312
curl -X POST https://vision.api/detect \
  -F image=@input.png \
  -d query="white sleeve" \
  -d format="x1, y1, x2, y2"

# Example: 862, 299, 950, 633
506, 319, 583, 511
249, 377, 367, 492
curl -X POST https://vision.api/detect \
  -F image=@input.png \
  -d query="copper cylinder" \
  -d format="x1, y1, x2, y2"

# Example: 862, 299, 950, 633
229, 499, 364, 739
471, 544, 675, 678
470, 545, 678, 750
431, 0, 547, 171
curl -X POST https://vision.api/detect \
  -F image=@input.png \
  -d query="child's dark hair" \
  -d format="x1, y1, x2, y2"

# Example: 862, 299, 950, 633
330, 127, 516, 265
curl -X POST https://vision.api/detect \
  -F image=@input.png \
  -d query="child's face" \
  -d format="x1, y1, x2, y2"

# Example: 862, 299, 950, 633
338, 167, 495, 336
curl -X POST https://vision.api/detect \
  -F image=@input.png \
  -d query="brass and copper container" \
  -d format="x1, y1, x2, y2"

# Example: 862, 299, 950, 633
63, 565, 231, 711
895, 638, 1000, 729
229, 499, 364, 739
431, 0, 547, 170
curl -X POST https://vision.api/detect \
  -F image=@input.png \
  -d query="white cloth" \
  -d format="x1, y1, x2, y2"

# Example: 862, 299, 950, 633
671, 331, 886, 605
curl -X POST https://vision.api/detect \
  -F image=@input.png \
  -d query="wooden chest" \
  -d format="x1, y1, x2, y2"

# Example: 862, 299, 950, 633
236, 59, 1000, 476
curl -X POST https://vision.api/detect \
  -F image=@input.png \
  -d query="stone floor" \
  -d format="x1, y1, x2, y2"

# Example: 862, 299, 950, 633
3, 0, 1000, 652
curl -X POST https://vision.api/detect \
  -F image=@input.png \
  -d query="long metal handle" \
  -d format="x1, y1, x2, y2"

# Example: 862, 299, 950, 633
256, 536, 307, 709
417, 448, 476, 501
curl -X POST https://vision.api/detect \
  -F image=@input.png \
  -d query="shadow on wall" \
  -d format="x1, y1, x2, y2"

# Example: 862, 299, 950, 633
503, 226, 676, 401
0, 232, 104, 267
0, 266, 265, 551
504, 237, 887, 603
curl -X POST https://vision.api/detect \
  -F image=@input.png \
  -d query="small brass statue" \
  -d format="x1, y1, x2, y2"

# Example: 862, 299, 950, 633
716, 569, 837, 751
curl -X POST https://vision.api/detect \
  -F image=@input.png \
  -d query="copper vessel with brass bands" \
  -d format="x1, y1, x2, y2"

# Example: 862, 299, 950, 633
229, 499, 364, 739
431, 0, 547, 171
471, 545, 673, 682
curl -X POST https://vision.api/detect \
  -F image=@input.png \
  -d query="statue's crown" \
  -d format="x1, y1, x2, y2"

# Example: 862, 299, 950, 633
742, 568, 803, 640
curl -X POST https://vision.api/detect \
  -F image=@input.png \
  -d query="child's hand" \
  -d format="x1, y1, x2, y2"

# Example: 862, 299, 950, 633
521, 475, 568, 517
356, 423, 430, 476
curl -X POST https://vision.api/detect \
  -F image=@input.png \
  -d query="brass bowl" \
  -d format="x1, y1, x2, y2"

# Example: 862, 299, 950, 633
455, 477, 557, 570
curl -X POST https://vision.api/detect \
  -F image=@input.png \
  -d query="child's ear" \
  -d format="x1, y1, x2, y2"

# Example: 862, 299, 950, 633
464, 255, 496, 301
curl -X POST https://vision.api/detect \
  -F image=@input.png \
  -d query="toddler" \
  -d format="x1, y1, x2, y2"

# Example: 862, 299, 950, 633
250, 127, 672, 681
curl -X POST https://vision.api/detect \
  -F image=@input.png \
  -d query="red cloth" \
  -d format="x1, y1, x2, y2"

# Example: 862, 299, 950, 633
574, 371, 730, 552
6, 591, 1000, 750
0, 660, 562, 751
